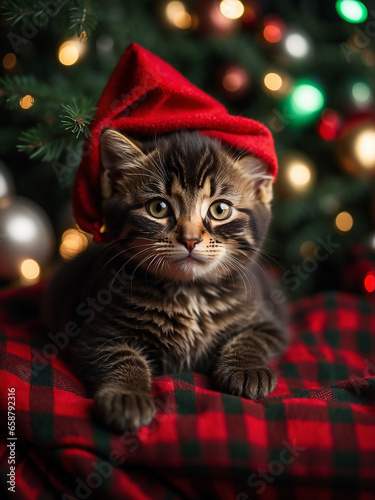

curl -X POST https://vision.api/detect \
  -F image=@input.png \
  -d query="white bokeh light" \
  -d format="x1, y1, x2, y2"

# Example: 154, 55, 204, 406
285, 33, 310, 58
288, 162, 311, 187
354, 129, 375, 168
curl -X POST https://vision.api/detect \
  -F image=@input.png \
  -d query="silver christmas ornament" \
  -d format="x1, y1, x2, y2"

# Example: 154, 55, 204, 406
0, 160, 15, 200
0, 196, 55, 280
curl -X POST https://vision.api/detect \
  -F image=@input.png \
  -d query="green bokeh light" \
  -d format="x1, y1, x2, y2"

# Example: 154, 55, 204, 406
352, 82, 372, 103
290, 84, 325, 116
336, 0, 368, 23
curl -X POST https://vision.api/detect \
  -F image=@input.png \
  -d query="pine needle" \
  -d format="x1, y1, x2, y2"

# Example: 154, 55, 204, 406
60, 97, 96, 139
17, 124, 72, 162
68, 3, 98, 37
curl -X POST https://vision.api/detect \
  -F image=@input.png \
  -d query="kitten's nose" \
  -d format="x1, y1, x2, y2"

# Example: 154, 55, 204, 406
178, 237, 202, 252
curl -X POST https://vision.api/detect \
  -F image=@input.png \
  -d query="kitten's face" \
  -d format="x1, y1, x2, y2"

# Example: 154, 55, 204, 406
100, 130, 273, 281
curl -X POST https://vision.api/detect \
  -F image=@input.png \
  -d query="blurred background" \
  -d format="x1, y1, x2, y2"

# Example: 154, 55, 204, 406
0, 0, 374, 299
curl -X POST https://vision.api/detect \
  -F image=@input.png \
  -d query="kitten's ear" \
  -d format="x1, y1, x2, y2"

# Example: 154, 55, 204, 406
100, 129, 146, 197
100, 129, 145, 169
236, 155, 273, 204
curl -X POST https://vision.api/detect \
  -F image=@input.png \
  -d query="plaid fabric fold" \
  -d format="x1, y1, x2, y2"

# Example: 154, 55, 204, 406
0, 284, 375, 500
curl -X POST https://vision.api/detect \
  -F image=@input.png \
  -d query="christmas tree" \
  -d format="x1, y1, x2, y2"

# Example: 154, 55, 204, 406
0, 0, 374, 298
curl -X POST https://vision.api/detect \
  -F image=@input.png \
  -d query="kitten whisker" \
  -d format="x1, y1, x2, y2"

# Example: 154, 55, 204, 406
257, 248, 284, 271
92, 236, 155, 261
216, 259, 235, 287
129, 253, 158, 293
152, 256, 164, 278
143, 253, 161, 288
100, 242, 158, 273
109, 246, 157, 291
223, 254, 254, 297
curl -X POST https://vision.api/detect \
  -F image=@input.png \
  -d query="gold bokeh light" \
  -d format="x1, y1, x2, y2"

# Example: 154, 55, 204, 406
165, 1, 191, 28
335, 211, 353, 232
59, 228, 89, 260
174, 11, 192, 29
20, 259, 40, 283
58, 41, 80, 66
353, 129, 375, 169
264, 72, 283, 92
19, 95, 35, 110
3, 53, 17, 70
300, 241, 317, 258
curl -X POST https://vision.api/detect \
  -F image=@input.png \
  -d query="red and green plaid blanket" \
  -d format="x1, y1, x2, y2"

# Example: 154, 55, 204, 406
0, 283, 375, 499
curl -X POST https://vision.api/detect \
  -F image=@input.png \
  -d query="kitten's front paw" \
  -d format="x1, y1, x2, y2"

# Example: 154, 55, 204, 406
94, 386, 156, 432
217, 364, 277, 400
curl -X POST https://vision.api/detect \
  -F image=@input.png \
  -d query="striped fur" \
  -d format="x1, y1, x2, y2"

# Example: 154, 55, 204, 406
46, 130, 287, 432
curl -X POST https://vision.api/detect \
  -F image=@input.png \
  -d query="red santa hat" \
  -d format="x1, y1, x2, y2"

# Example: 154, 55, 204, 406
72, 43, 278, 242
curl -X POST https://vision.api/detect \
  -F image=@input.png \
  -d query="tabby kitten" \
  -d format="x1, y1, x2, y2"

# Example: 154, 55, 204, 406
46, 129, 287, 432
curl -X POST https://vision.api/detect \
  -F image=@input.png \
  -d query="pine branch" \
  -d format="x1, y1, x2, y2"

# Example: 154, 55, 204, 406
16, 97, 95, 161
60, 97, 95, 138
68, 3, 98, 38
1, 0, 66, 26
0, 75, 67, 108
1, 0, 40, 24
17, 124, 73, 162
1, 0, 98, 38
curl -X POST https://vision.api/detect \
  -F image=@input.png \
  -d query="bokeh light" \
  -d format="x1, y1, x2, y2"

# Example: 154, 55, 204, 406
288, 162, 311, 187
291, 83, 325, 116
223, 68, 248, 92
318, 109, 341, 141
20, 259, 40, 282
264, 72, 283, 92
219, 0, 244, 20
335, 211, 353, 232
58, 41, 80, 66
79, 30, 88, 42
352, 82, 372, 105
218, 64, 250, 99
59, 227, 89, 260
165, 1, 191, 28
336, 0, 368, 23
174, 11, 192, 29
263, 17, 284, 43
300, 241, 317, 259
264, 25, 281, 43
19, 95, 35, 110
353, 128, 375, 169
285, 32, 310, 58
364, 271, 375, 293
277, 152, 316, 198
3, 53, 17, 70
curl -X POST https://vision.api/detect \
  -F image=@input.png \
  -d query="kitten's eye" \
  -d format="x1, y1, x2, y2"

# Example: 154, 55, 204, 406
147, 200, 171, 218
208, 201, 232, 221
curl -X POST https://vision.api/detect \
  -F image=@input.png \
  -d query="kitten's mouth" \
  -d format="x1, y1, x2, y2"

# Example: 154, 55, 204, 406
175, 254, 205, 264
166, 253, 209, 279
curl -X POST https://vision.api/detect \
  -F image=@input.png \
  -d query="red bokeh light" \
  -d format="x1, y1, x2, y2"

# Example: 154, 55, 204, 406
262, 15, 285, 43
364, 272, 375, 293
317, 109, 341, 141
263, 24, 282, 43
